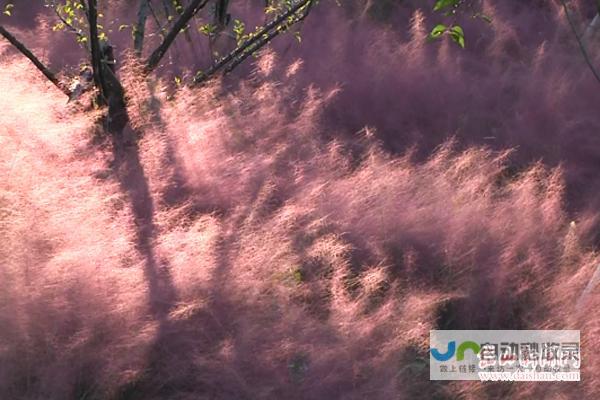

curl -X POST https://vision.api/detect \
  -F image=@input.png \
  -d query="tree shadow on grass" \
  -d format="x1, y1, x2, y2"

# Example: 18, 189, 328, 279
104, 103, 182, 399
111, 130, 177, 320
106, 84, 250, 399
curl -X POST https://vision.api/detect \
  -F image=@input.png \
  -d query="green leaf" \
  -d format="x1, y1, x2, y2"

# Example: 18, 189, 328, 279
199, 23, 216, 36
429, 24, 447, 39
450, 25, 464, 36
52, 22, 66, 32
433, 0, 460, 12
449, 25, 465, 48
233, 19, 245, 35
479, 14, 492, 24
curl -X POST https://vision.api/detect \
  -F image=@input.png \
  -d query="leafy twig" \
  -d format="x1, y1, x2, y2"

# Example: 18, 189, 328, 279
48, 1, 90, 52
194, 0, 314, 85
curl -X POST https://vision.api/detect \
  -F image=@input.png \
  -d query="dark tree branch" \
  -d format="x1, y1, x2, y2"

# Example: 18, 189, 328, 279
145, 0, 210, 73
583, 1, 600, 46
0, 25, 70, 96
560, 0, 600, 85
134, 0, 151, 56
194, 0, 314, 85
161, 0, 172, 21
215, 0, 230, 28
148, 0, 166, 34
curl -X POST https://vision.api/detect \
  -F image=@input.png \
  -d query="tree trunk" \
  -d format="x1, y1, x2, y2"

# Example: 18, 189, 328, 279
88, 0, 108, 99
86, 0, 127, 133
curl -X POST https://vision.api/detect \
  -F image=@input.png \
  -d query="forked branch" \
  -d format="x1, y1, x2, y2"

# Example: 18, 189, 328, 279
145, 0, 210, 72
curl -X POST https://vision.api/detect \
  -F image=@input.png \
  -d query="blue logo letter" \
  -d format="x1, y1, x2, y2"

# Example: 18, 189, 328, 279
431, 341, 456, 361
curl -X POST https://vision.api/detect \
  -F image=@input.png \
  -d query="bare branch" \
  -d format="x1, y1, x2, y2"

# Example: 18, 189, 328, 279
145, 0, 210, 73
145, 0, 170, 41
0, 25, 70, 96
579, 0, 600, 48
194, 0, 314, 85
560, 0, 600, 86
576, 263, 600, 310
583, 12, 600, 47
215, 0, 230, 28
134, 0, 151, 56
